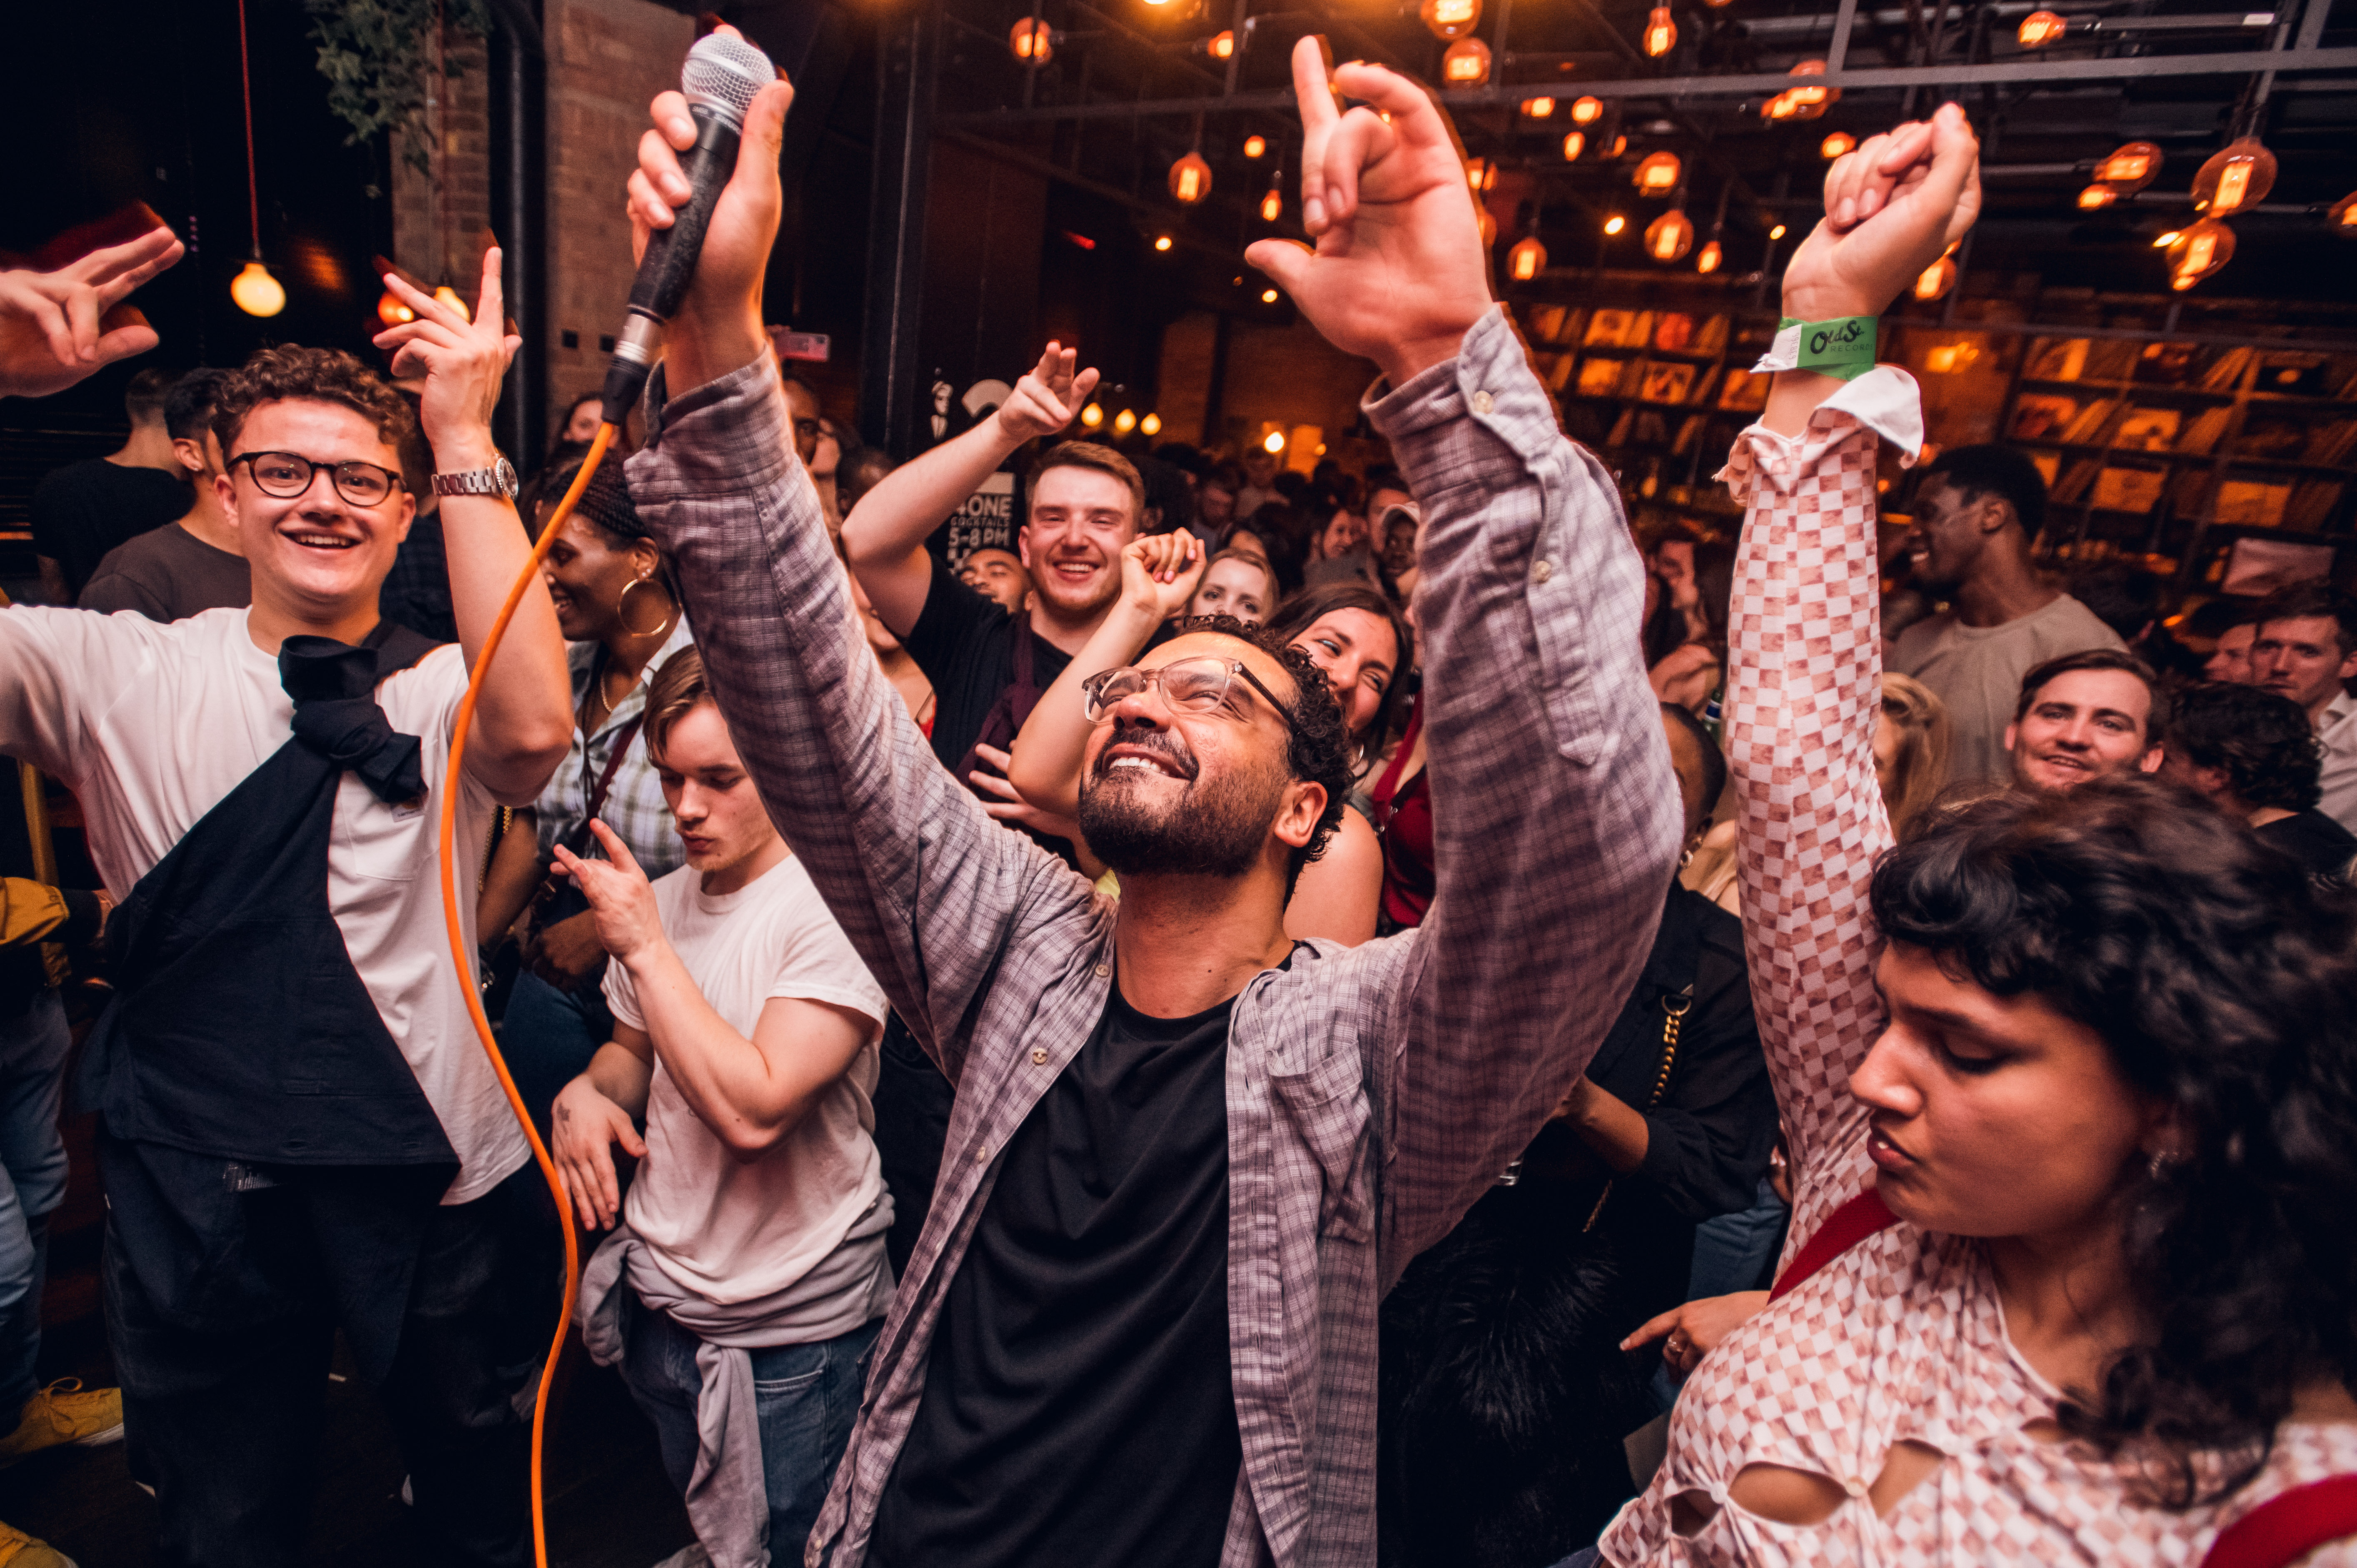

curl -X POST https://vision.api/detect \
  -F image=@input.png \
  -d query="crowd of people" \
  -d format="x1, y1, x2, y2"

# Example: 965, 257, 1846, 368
0, 26, 2352, 1568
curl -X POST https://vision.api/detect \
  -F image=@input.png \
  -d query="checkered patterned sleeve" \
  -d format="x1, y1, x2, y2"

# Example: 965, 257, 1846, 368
1717, 367, 1923, 1261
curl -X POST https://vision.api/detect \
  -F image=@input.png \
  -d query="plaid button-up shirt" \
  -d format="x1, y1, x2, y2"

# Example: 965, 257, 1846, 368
627, 307, 1680, 1568
533, 618, 695, 879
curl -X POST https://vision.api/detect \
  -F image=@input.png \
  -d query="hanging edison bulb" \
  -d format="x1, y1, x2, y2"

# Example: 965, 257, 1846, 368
1603, 214, 1627, 235
1465, 157, 1499, 192
1696, 239, 1723, 273
1169, 151, 1212, 204
432, 285, 472, 323
376, 290, 415, 329
1260, 187, 1282, 222
1644, 7, 1677, 56
2018, 10, 2066, 46
1244, 134, 1267, 158
1761, 92, 1797, 122
1633, 151, 1681, 196
2192, 139, 2276, 216
1507, 235, 1548, 282
1561, 130, 1586, 161
1113, 408, 1138, 434
1769, 223, 1787, 239
1010, 17, 1054, 63
1442, 37, 1492, 86
1080, 402, 1105, 429
1208, 29, 1235, 58
1570, 95, 1604, 125
2166, 218, 2236, 290
1141, 412, 1163, 436
230, 260, 285, 318
1914, 253, 1958, 300
2332, 192, 2357, 234
1521, 96, 1556, 118
2095, 142, 2162, 193
1420, 0, 1482, 40
1781, 60, 1838, 121
1821, 131, 1856, 159
1644, 209, 1695, 262
2077, 184, 2117, 210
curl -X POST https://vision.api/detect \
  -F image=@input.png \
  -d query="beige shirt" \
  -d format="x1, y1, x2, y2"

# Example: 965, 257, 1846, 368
1891, 593, 2124, 788
2317, 690, 2357, 834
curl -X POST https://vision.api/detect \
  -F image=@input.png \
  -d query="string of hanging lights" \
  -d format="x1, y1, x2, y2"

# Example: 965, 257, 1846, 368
228, 0, 285, 318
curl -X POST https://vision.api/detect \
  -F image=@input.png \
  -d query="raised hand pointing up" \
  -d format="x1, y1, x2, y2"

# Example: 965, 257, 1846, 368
996, 342, 1102, 446
1246, 37, 1493, 388
1783, 102, 1982, 325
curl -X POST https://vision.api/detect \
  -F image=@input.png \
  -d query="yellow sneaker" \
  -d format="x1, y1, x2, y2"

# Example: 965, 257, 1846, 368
0, 1518, 75, 1568
0, 1380, 123, 1467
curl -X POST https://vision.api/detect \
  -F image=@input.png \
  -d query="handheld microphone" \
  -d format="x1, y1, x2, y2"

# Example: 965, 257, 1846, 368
599, 30, 776, 424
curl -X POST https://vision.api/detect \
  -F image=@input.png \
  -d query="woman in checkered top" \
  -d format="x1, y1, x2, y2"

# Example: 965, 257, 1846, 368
1593, 108, 2357, 1568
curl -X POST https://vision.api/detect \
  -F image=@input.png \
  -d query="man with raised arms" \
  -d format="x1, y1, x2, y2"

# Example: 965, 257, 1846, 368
621, 31, 1678, 1568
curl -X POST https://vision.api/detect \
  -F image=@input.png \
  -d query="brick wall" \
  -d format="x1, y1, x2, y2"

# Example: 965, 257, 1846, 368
389, 30, 492, 306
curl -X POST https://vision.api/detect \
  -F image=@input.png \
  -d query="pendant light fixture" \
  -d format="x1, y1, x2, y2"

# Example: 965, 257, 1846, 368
1521, 97, 1556, 118
1696, 238, 1722, 273
2077, 185, 2118, 210
1507, 233, 1548, 281
1207, 29, 1235, 59
1442, 37, 1493, 87
1644, 7, 1677, 57
1169, 150, 1212, 204
1010, 16, 1054, 63
2192, 138, 2276, 216
1465, 157, 1500, 193
1561, 131, 1586, 162
1571, 95, 1605, 125
2165, 218, 2235, 290
1821, 131, 1857, 160
1633, 151, 1682, 196
1781, 60, 1837, 121
1645, 176, 1695, 264
1421, 0, 1482, 40
1604, 213, 1626, 236
230, 0, 285, 318
2095, 142, 2163, 194
2018, 10, 2067, 46
1244, 134, 1267, 158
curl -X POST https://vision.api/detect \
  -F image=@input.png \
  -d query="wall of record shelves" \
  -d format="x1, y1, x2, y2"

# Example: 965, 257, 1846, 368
1512, 278, 2357, 594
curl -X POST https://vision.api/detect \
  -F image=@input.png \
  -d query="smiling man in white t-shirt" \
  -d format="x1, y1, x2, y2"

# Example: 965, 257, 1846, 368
0, 252, 572, 1566
554, 646, 891, 1568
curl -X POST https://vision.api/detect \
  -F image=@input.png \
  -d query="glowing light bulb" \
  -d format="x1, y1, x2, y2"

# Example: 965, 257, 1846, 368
1508, 236, 1548, 281
1080, 403, 1105, 429
1209, 29, 1235, 58
1244, 135, 1267, 158
1696, 239, 1722, 273
1169, 152, 1212, 204
1821, 131, 1856, 159
1521, 97, 1556, 118
1260, 189, 1282, 222
2152, 230, 2182, 248
1634, 151, 1681, 195
1914, 254, 1958, 300
1113, 409, 1137, 434
2192, 139, 2275, 216
1769, 223, 1787, 239
1420, 0, 1482, 40
1645, 209, 1694, 262
376, 290, 415, 328
1442, 37, 1492, 86
1571, 95, 1603, 125
1153, 234, 1173, 252
433, 285, 471, 323
1262, 288, 1280, 303
2096, 143, 2160, 192
1010, 17, 1053, 62
2167, 217, 2235, 290
1561, 131, 1585, 161
2018, 10, 2065, 46
1604, 214, 1627, 236
2078, 185, 2116, 210
1465, 157, 1498, 192
1141, 413, 1162, 436
1644, 7, 1676, 56
231, 260, 285, 318
1263, 429, 1286, 454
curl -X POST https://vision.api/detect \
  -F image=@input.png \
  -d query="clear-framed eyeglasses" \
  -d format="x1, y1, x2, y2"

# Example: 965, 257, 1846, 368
229, 450, 405, 507
1080, 655, 1297, 738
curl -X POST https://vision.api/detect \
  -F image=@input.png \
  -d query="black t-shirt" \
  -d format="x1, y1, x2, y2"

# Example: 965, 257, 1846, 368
2256, 809, 2357, 881
77, 522, 252, 621
868, 985, 1244, 1568
31, 459, 192, 599
899, 556, 1072, 779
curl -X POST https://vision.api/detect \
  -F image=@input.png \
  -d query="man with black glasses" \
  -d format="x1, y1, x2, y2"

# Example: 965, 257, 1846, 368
0, 254, 571, 1566
623, 32, 1677, 1567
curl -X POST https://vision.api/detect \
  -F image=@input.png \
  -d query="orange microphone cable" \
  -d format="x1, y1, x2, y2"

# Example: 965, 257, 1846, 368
436, 420, 616, 1568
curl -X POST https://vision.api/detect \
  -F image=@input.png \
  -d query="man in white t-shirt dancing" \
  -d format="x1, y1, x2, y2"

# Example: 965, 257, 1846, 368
0, 251, 572, 1566
553, 647, 893, 1568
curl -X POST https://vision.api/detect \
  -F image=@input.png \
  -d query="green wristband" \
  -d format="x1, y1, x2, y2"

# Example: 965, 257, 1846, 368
1774, 316, 1878, 381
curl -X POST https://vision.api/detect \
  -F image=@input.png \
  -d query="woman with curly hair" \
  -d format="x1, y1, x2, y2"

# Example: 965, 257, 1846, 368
1596, 108, 2357, 1568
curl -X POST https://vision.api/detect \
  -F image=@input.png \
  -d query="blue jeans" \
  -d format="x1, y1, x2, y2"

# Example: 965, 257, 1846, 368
1688, 1175, 1790, 1300
617, 1295, 878, 1563
499, 969, 614, 1140
0, 989, 70, 1417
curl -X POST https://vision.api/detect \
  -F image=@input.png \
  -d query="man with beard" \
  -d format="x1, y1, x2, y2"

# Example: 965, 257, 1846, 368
620, 30, 1677, 1568
1891, 445, 2121, 785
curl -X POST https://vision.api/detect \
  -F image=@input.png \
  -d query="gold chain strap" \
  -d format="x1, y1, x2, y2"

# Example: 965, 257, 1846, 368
1583, 987, 1693, 1234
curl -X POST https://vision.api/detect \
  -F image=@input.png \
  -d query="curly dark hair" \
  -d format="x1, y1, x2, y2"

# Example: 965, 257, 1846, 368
2165, 682, 2325, 814
1170, 613, 1353, 899
1868, 775, 2357, 1507
1263, 580, 1417, 757
210, 345, 419, 464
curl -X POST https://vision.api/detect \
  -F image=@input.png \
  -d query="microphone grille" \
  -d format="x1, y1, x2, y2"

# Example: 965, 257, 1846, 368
681, 32, 774, 128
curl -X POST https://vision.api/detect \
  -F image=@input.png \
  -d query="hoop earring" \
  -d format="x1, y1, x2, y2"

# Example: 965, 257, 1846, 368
616, 573, 676, 638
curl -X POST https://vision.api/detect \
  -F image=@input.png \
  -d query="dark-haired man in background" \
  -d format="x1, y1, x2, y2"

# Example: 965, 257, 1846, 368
2249, 582, 2357, 833
2163, 680, 2357, 880
622, 35, 1676, 1566
31, 366, 190, 605
79, 366, 251, 620
2003, 648, 2165, 793
1892, 445, 2122, 785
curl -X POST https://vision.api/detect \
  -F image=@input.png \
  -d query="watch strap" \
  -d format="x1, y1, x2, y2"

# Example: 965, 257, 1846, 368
431, 457, 518, 499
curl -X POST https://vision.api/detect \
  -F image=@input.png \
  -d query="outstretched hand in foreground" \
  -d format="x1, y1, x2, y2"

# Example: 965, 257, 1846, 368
1246, 37, 1492, 389
0, 226, 185, 400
